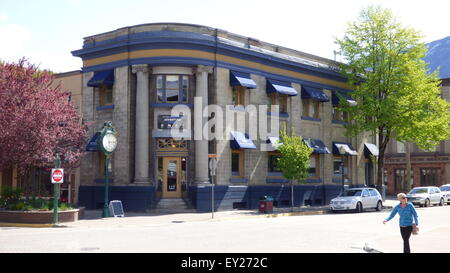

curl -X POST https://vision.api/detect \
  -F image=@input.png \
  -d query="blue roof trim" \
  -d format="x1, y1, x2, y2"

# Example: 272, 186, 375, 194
86, 132, 100, 152
73, 31, 347, 83
266, 79, 298, 96
230, 71, 257, 89
230, 131, 256, 149
301, 86, 329, 102
304, 138, 331, 154
87, 70, 114, 87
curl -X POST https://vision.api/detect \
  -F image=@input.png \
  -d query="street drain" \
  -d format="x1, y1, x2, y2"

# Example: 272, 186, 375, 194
172, 220, 185, 223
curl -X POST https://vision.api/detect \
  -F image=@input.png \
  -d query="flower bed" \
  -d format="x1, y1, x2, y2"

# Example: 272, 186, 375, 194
0, 207, 85, 224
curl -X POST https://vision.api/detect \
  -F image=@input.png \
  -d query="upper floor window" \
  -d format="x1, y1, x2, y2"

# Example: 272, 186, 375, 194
269, 93, 288, 113
156, 75, 189, 103
97, 85, 113, 106
302, 99, 320, 119
332, 107, 349, 122
232, 86, 246, 106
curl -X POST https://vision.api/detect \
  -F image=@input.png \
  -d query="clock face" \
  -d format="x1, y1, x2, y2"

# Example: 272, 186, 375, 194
102, 132, 117, 153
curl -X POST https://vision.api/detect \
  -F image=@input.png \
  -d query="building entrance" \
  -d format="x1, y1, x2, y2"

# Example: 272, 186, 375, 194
162, 157, 182, 198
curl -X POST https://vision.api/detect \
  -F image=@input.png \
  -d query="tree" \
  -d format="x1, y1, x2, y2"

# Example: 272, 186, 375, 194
277, 125, 313, 211
0, 59, 88, 178
336, 6, 450, 191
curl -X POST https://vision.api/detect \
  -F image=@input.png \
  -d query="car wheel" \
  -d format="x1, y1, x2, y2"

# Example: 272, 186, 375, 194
376, 201, 382, 211
439, 198, 444, 206
355, 202, 363, 213
424, 199, 430, 207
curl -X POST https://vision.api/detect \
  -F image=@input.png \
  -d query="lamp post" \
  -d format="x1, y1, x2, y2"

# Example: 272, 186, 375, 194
97, 122, 118, 218
338, 146, 347, 194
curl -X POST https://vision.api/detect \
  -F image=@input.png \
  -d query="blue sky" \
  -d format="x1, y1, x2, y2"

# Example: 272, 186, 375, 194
1, 0, 449, 72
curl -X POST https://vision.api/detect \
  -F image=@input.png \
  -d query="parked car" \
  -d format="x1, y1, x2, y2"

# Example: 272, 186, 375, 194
439, 184, 450, 205
330, 188, 383, 213
406, 186, 445, 207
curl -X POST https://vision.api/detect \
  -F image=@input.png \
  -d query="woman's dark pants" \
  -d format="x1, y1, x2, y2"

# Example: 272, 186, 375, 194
400, 226, 413, 253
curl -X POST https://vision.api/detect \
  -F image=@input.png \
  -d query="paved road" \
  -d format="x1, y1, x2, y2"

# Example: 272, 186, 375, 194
1, 203, 449, 253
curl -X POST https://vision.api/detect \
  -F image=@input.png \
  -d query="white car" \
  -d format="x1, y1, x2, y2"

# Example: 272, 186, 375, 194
407, 186, 445, 207
330, 188, 383, 213
439, 184, 450, 205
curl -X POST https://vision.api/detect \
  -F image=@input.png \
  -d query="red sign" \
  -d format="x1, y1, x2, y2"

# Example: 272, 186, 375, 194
51, 168, 64, 184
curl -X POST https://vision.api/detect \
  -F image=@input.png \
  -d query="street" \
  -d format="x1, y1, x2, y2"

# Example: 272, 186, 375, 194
1, 204, 449, 253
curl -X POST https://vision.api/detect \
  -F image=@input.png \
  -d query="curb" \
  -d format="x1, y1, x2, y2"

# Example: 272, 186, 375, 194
0, 222, 55, 228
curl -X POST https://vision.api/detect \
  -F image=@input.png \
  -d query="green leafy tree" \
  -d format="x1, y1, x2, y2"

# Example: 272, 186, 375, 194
336, 6, 450, 190
277, 125, 313, 211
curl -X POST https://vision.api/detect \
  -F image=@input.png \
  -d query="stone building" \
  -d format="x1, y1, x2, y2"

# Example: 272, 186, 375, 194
72, 23, 379, 212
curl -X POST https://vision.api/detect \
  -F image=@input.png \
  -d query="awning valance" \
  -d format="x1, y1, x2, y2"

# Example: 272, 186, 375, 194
304, 138, 331, 154
230, 71, 257, 89
266, 136, 282, 151
266, 79, 298, 96
87, 70, 115, 88
364, 143, 379, 157
86, 132, 100, 152
301, 86, 329, 102
332, 91, 357, 106
230, 131, 256, 149
333, 142, 358, 156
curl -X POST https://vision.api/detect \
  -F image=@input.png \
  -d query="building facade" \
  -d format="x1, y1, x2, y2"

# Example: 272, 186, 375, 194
72, 23, 379, 212
384, 78, 450, 195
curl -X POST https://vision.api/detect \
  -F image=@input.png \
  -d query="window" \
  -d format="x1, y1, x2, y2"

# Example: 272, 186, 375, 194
231, 150, 244, 177
268, 153, 282, 173
302, 99, 320, 118
232, 86, 246, 106
332, 107, 349, 122
98, 85, 113, 106
269, 93, 288, 113
397, 141, 406, 153
420, 168, 439, 187
157, 138, 187, 150
333, 156, 349, 179
156, 75, 189, 103
309, 155, 320, 178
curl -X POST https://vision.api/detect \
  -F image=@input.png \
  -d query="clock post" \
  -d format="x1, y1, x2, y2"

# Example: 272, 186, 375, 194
97, 121, 118, 218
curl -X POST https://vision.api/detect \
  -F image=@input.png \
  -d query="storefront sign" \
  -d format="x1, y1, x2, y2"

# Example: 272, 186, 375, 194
157, 115, 184, 129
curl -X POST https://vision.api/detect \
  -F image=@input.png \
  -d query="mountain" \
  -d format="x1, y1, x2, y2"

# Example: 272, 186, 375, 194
424, 36, 450, 79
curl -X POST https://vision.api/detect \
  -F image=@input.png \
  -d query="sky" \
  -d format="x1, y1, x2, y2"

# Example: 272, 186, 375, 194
1, 0, 449, 73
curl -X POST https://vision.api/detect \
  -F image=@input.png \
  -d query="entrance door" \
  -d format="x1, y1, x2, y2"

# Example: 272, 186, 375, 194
162, 157, 182, 198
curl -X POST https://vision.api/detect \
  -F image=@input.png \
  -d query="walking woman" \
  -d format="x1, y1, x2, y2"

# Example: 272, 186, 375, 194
383, 193, 419, 253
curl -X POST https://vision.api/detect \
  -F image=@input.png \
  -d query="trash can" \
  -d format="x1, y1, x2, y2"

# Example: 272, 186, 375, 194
259, 196, 273, 213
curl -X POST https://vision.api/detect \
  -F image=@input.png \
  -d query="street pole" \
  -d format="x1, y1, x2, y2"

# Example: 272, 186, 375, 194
341, 154, 345, 194
102, 155, 110, 218
211, 175, 214, 219
53, 154, 60, 225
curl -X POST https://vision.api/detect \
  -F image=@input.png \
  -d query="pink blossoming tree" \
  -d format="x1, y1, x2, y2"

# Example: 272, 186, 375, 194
0, 59, 88, 176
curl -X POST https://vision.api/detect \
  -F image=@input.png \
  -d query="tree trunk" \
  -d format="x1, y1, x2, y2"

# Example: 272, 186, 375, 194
405, 142, 412, 191
377, 129, 390, 199
291, 180, 294, 212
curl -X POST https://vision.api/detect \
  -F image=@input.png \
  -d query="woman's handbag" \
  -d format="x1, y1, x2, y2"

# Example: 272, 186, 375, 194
412, 225, 419, 235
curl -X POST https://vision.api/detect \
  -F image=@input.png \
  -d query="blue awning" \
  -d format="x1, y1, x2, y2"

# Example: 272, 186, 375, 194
267, 136, 282, 151
87, 70, 115, 88
266, 79, 298, 96
230, 71, 257, 89
301, 86, 329, 102
86, 132, 100, 152
364, 143, 379, 157
304, 138, 331, 154
332, 91, 357, 106
230, 131, 256, 149
333, 142, 358, 156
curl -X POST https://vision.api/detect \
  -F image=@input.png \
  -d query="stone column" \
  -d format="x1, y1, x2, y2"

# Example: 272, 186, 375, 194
132, 64, 150, 183
194, 65, 213, 184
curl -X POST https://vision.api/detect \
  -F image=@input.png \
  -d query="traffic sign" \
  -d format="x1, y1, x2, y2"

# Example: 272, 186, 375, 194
51, 168, 64, 184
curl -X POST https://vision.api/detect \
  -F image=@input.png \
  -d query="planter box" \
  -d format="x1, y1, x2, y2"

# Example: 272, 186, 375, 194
0, 207, 85, 224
